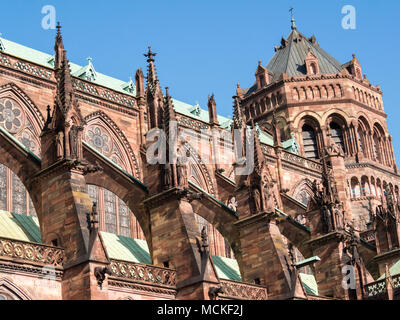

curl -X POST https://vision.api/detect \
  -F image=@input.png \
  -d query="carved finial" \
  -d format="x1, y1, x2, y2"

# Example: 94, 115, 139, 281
289, 7, 296, 30
56, 22, 61, 37
87, 57, 92, 63
144, 46, 157, 62
165, 86, 170, 97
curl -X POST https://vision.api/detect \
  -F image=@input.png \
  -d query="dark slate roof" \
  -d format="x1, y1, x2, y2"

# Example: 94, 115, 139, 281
244, 27, 343, 96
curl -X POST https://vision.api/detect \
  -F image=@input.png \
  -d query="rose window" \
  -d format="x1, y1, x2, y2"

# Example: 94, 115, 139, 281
0, 98, 23, 133
86, 126, 111, 155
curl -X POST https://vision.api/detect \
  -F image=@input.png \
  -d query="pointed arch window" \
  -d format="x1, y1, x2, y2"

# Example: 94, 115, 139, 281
0, 163, 36, 216
104, 189, 117, 234
302, 124, 319, 159
87, 185, 141, 239
329, 122, 345, 152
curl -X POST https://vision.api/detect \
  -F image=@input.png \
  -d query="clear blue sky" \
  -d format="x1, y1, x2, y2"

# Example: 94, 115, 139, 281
1, 1, 400, 160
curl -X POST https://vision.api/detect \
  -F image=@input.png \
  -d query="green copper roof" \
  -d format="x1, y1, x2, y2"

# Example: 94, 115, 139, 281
299, 273, 319, 296
101, 231, 152, 264
0, 210, 41, 243
378, 259, 400, 280
212, 255, 242, 281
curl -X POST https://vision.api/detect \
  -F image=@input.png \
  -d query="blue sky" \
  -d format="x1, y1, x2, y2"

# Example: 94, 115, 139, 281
1, 0, 400, 160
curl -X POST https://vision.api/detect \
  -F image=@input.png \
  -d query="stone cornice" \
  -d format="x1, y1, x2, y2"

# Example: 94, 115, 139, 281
108, 278, 177, 296
306, 231, 346, 249
372, 248, 400, 263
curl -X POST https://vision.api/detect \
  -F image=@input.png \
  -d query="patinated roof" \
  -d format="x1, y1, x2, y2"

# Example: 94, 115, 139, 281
245, 26, 343, 96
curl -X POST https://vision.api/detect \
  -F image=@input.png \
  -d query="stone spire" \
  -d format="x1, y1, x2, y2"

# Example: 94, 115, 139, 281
144, 46, 160, 95
54, 22, 65, 72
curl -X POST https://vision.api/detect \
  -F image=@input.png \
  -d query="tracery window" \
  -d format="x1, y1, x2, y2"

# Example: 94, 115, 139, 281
0, 98, 40, 156
85, 124, 127, 170
104, 189, 117, 234
295, 190, 311, 206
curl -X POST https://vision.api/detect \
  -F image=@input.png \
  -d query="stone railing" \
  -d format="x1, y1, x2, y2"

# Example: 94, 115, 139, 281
73, 78, 136, 108
365, 274, 400, 297
219, 279, 268, 300
0, 237, 64, 267
0, 52, 52, 80
109, 259, 177, 288
280, 150, 323, 172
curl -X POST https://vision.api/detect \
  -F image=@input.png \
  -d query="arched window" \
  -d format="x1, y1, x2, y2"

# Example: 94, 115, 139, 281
329, 122, 345, 152
373, 133, 381, 162
302, 124, 319, 159
351, 177, 361, 198
87, 184, 143, 239
310, 63, 317, 75
0, 163, 36, 216
357, 127, 365, 154
370, 177, 377, 197
361, 176, 370, 196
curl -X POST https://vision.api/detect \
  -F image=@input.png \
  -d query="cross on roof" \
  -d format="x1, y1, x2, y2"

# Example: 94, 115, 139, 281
144, 46, 157, 62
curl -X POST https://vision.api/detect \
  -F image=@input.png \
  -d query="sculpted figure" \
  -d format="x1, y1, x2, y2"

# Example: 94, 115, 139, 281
163, 163, 172, 189
69, 125, 79, 158
322, 205, 333, 233
56, 130, 64, 159
263, 182, 276, 213
252, 187, 261, 213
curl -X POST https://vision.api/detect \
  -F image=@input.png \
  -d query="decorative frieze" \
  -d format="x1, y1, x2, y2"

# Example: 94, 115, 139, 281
281, 150, 323, 172
219, 279, 268, 300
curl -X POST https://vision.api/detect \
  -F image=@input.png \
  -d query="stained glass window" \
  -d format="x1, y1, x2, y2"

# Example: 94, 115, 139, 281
0, 164, 6, 211
118, 198, 131, 237
11, 171, 26, 215
104, 189, 117, 234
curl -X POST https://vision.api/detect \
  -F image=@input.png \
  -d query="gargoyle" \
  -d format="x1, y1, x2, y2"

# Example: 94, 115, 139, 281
208, 286, 225, 300
94, 266, 112, 289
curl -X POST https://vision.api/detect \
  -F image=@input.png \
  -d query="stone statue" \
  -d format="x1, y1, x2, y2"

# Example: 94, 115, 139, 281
322, 205, 333, 233
69, 125, 79, 158
252, 187, 261, 213
56, 130, 64, 159
177, 161, 188, 188
163, 163, 172, 189
263, 182, 276, 213
333, 203, 344, 230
